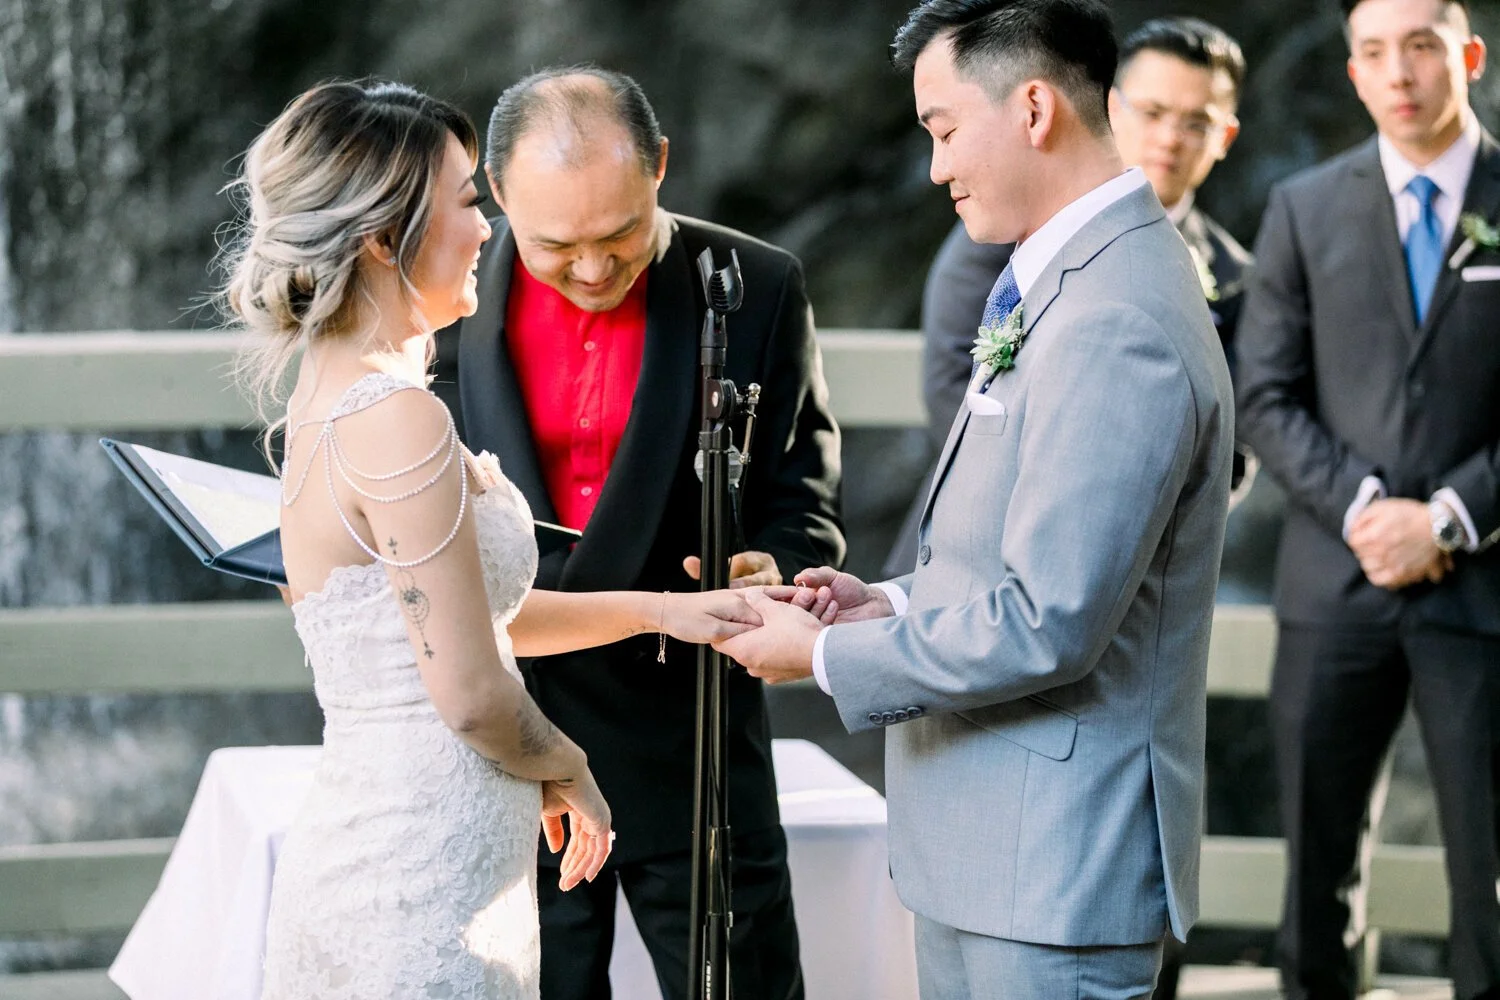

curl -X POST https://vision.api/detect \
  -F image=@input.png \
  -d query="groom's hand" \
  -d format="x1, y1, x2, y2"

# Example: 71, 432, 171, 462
712, 591, 820, 684
682, 550, 782, 589
762, 566, 894, 625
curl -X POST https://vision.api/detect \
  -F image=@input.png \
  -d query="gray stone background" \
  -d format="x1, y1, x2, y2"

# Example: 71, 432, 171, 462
3, 0, 1498, 977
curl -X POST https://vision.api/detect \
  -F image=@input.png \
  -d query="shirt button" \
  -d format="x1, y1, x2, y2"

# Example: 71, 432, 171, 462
580, 486, 594, 497
918, 545, 932, 565
579, 418, 591, 429
1410, 381, 1426, 399
583, 341, 597, 352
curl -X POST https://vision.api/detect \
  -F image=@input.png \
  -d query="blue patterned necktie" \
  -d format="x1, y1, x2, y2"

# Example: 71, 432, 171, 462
1404, 174, 1443, 325
973, 261, 1021, 381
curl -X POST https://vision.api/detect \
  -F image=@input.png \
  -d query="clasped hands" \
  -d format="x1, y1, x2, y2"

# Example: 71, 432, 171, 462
1347, 498, 1452, 591
670, 555, 896, 684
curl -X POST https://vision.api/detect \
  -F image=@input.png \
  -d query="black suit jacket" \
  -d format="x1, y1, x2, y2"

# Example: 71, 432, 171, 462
432, 213, 845, 863
1180, 204, 1254, 380
1237, 132, 1500, 633
883, 207, 1251, 577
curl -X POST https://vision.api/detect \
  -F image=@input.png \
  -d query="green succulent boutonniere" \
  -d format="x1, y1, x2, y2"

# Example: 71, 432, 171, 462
971, 304, 1026, 378
1450, 211, 1500, 269
1187, 244, 1220, 302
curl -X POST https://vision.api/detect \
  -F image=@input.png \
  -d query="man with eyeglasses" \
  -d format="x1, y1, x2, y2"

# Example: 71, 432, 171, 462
885, 16, 1254, 582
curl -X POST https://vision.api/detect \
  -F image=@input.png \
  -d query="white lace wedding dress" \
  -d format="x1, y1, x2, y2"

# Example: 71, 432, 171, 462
261, 373, 544, 1000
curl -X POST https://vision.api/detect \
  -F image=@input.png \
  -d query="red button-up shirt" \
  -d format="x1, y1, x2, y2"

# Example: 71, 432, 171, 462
506, 259, 649, 532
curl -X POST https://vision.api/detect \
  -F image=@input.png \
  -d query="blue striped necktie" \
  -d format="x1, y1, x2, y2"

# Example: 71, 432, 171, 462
972, 261, 1021, 381
1404, 175, 1443, 325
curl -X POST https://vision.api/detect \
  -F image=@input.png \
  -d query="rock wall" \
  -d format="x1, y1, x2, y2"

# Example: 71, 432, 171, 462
3, 0, 1497, 974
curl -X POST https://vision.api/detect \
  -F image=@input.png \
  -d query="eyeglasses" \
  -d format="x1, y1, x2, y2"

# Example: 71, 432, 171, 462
1114, 90, 1230, 148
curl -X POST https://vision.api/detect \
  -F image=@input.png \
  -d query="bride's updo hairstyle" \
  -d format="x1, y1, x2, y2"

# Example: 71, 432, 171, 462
218, 79, 478, 440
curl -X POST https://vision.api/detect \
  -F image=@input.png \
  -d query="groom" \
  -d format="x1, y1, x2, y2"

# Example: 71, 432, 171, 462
719, 0, 1234, 995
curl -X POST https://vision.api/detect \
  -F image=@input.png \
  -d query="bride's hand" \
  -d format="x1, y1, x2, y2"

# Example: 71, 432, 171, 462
541, 770, 612, 891
661, 591, 763, 645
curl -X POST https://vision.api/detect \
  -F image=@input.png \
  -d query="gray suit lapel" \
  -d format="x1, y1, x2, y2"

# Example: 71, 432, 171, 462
915, 183, 1167, 534
1018, 183, 1167, 335
916, 383, 976, 537
1410, 129, 1500, 367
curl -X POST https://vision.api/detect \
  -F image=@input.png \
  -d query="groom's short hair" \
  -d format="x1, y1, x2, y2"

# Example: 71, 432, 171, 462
891, 0, 1117, 137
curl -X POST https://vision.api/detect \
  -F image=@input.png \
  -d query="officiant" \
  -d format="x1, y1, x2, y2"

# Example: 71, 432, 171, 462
432, 66, 844, 1000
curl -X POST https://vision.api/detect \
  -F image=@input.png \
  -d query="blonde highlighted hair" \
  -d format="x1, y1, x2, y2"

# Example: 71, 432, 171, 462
215, 79, 477, 466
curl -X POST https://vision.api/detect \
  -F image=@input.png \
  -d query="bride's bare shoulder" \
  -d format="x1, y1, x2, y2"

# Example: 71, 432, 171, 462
329, 379, 455, 470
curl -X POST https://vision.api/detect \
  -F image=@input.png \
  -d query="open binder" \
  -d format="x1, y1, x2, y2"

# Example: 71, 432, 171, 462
102, 438, 581, 588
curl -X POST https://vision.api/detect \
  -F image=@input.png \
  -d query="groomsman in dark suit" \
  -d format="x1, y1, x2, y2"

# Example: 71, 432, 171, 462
1236, 1, 1500, 997
886, 15, 1253, 572
432, 67, 843, 1000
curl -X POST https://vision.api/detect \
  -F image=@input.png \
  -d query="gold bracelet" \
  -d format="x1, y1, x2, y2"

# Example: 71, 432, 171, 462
658, 591, 669, 663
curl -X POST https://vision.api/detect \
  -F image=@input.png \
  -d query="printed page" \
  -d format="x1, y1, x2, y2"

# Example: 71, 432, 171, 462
132, 444, 281, 551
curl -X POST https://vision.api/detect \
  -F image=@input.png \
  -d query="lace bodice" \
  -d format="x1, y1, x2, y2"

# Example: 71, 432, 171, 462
262, 372, 544, 1000
286, 374, 539, 715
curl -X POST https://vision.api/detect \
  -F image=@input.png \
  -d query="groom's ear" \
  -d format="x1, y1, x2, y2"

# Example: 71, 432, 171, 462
1021, 80, 1060, 150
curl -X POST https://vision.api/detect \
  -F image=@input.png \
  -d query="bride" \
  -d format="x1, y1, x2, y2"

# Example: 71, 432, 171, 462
219, 80, 762, 999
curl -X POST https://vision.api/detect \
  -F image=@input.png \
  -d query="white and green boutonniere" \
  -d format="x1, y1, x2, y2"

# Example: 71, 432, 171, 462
1187, 244, 1220, 302
971, 304, 1026, 379
1449, 211, 1500, 269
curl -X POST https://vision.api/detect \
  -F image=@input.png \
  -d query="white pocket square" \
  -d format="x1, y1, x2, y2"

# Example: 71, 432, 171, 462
1461, 265, 1500, 282
965, 391, 1006, 416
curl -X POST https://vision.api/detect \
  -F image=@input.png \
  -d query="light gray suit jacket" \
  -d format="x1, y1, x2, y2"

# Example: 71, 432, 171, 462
823, 184, 1233, 947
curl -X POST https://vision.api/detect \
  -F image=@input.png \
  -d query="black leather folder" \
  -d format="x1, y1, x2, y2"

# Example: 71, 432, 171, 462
102, 438, 579, 588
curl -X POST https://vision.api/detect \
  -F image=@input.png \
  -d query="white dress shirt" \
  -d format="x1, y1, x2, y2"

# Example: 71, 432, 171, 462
1344, 115, 1482, 550
1379, 114, 1481, 250
1165, 190, 1194, 227
811, 169, 1152, 694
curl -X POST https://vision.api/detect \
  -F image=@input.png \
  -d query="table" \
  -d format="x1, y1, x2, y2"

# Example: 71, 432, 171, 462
109, 739, 917, 1000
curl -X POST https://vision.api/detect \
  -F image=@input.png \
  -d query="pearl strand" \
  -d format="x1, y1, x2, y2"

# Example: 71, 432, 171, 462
327, 419, 457, 504
319, 431, 469, 569
280, 422, 328, 508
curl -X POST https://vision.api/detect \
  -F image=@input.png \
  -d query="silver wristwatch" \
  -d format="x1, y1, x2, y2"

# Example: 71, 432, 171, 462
1430, 501, 1465, 554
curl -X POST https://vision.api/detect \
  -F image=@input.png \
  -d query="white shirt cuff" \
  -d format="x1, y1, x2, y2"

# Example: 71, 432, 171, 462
1343, 476, 1387, 541
1432, 487, 1480, 552
811, 583, 907, 696
811, 627, 833, 695
873, 581, 909, 616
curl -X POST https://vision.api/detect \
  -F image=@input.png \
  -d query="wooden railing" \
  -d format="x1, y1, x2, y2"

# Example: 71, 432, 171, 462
0, 332, 1448, 989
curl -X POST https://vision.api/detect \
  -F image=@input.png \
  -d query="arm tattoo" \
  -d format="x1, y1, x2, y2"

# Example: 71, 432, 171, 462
516, 702, 560, 757
389, 537, 435, 659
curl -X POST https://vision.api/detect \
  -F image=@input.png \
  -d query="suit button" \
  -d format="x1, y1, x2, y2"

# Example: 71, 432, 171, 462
868, 712, 883, 726
881, 711, 897, 724
907, 706, 924, 719
918, 545, 932, 565
893, 709, 910, 722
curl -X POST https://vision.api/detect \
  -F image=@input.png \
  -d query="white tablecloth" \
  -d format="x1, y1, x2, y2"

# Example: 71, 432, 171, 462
109, 739, 917, 1000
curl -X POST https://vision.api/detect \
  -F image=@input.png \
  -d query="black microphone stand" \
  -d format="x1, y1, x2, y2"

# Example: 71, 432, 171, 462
687, 247, 759, 1000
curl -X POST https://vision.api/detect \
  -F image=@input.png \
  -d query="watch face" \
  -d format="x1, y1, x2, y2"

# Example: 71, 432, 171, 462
1436, 515, 1464, 550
